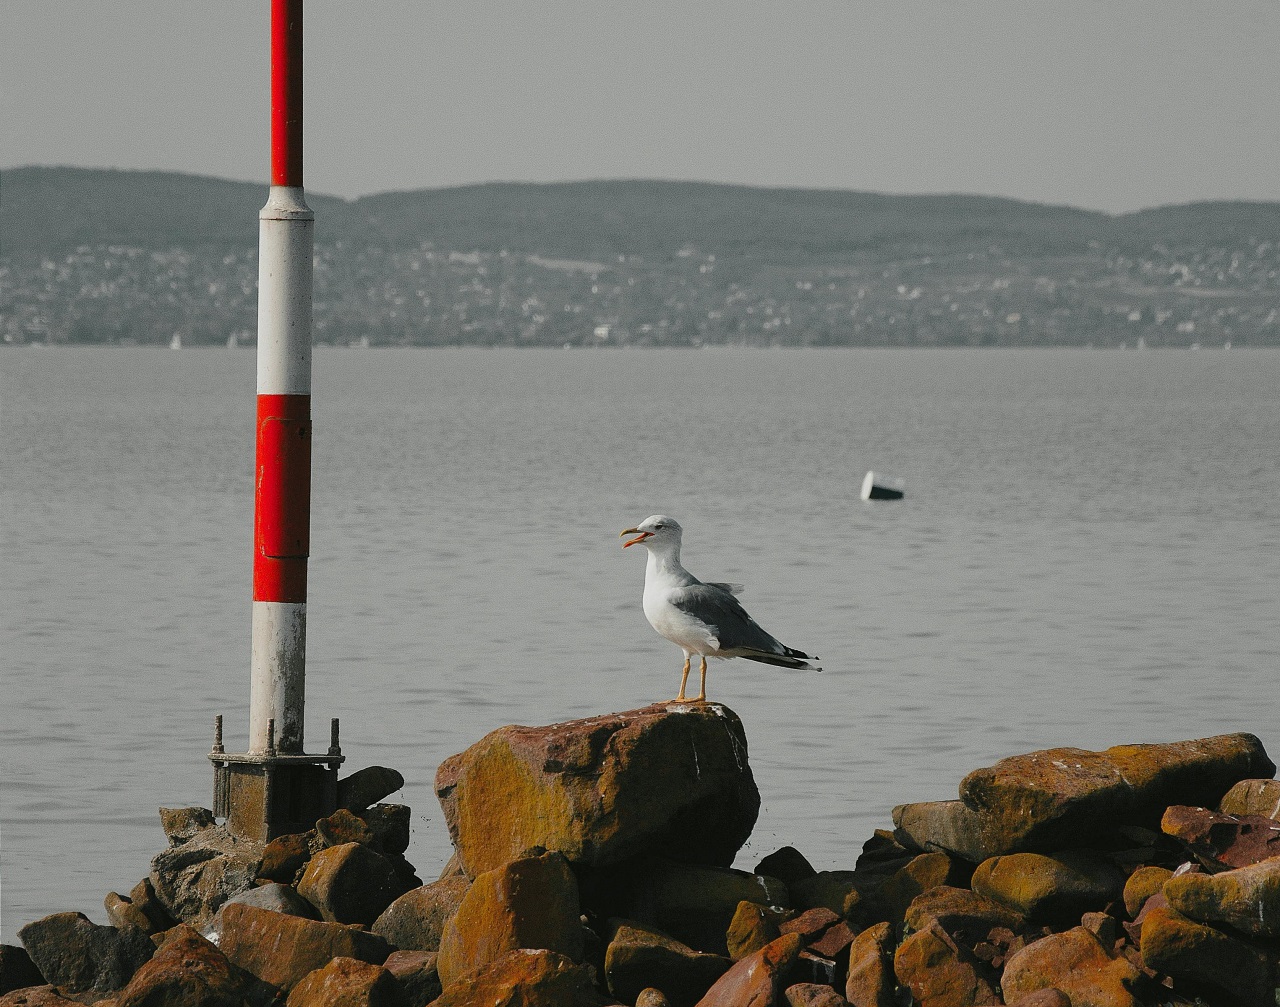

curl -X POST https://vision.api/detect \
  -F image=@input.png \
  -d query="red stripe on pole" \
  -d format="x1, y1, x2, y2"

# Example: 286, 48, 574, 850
253, 393, 311, 603
271, 0, 304, 187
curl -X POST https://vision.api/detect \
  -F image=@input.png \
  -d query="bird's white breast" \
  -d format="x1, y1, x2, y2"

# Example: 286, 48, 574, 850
642, 560, 720, 654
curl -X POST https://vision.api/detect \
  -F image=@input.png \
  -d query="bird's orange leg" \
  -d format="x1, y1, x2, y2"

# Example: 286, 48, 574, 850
692, 656, 708, 703
672, 656, 692, 702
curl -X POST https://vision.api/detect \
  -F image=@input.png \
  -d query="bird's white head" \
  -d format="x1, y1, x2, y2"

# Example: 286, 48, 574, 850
620, 514, 683, 553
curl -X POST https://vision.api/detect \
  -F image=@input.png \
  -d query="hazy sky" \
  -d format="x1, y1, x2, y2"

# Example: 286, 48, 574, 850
4, 1, 1278, 213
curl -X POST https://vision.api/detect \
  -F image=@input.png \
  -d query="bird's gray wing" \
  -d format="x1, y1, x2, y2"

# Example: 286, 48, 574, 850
704, 581, 744, 596
668, 583, 783, 654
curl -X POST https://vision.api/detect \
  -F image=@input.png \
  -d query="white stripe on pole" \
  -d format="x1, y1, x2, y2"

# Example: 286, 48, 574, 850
250, 600, 307, 753
256, 186, 314, 396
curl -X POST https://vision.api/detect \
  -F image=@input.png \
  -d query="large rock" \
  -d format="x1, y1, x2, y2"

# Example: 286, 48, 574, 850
1000, 927, 1142, 1007
843, 922, 894, 1007
785, 984, 850, 1007
436, 851, 583, 990
149, 821, 262, 930
111, 924, 256, 1007
1160, 804, 1280, 867
371, 875, 470, 952
435, 703, 760, 877
969, 851, 1123, 922
217, 903, 391, 993
258, 832, 316, 884
429, 949, 604, 1007
725, 902, 783, 961
296, 842, 407, 926
603, 919, 731, 1007
902, 886, 1024, 939
891, 920, 999, 1007
0, 989, 81, 1006
962, 733, 1273, 854
0, 947, 44, 996
621, 860, 789, 956
892, 801, 992, 863
337, 767, 405, 813
1121, 866, 1172, 919
1163, 856, 1280, 940
382, 951, 441, 1007
17, 912, 154, 997
284, 957, 399, 1007
693, 933, 802, 1007
875, 853, 971, 923
1139, 904, 1274, 1004
1218, 778, 1280, 819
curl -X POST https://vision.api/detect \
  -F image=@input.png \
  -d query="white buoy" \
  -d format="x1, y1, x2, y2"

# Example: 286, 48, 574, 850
861, 471, 904, 501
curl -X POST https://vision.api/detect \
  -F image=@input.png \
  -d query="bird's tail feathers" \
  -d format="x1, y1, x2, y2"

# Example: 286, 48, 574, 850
740, 647, 822, 672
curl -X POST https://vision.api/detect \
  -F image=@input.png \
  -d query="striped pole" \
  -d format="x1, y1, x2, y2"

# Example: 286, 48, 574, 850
250, 0, 312, 755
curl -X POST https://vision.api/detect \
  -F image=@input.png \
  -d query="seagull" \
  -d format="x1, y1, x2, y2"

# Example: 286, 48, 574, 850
620, 515, 820, 703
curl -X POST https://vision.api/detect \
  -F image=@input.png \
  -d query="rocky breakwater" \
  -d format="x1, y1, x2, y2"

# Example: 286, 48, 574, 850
2, 708, 1279, 1007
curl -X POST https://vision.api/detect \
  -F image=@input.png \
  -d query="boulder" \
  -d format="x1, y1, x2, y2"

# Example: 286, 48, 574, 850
315, 809, 378, 849
778, 909, 839, 941
382, 951, 440, 1007
843, 922, 894, 1007
1005, 992, 1071, 1007
111, 924, 257, 1007
159, 806, 217, 845
258, 831, 316, 884
969, 851, 1123, 922
1163, 856, 1280, 940
0, 946, 44, 996
891, 801, 992, 863
1160, 804, 1280, 867
876, 852, 971, 923
371, 875, 471, 952
224, 881, 321, 920
105, 891, 156, 935
1000, 926, 1142, 1007
784, 984, 850, 1007
429, 949, 604, 1007
789, 872, 860, 921
725, 902, 783, 961
149, 822, 262, 930
855, 830, 915, 877
957, 734, 1273, 855
693, 933, 802, 1007
337, 767, 405, 813
1121, 866, 1171, 919
891, 920, 999, 1007
217, 903, 391, 992
0, 989, 81, 1006
1218, 778, 1280, 820
435, 703, 759, 877
603, 919, 732, 1007
622, 860, 789, 956
637, 991, 671, 1007
17, 911, 154, 997
284, 957, 399, 1007
808, 921, 856, 960
1139, 904, 1274, 1004
297, 842, 407, 926
360, 805, 411, 856
755, 848, 817, 885
436, 851, 583, 990
901, 886, 1024, 941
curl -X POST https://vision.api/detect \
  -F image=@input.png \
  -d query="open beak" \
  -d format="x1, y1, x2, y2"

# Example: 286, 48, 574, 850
620, 527, 652, 548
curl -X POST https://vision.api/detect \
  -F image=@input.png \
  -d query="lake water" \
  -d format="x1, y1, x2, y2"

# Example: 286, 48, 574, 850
2, 346, 1278, 938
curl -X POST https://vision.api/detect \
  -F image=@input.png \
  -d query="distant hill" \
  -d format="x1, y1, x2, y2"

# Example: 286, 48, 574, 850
4, 166, 1278, 347
9, 166, 1278, 260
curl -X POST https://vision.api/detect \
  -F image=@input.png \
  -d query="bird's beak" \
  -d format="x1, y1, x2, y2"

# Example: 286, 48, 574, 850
620, 528, 652, 548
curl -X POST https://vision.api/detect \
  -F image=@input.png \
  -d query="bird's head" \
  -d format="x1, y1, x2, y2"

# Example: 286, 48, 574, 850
620, 514, 683, 551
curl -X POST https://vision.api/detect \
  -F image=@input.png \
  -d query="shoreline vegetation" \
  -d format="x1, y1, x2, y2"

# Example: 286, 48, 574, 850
4, 703, 1280, 1006
4, 167, 1279, 350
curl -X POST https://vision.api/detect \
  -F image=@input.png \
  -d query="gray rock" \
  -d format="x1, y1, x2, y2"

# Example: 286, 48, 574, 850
159, 806, 216, 846
203, 882, 321, 944
371, 875, 470, 952
1218, 778, 1280, 820
361, 804, 411, 856
337, 766, 405, 813
383, 950, 441, 1007
17, 912, 154, 996
296, 842, 407, 926
150, 823, 262, 931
